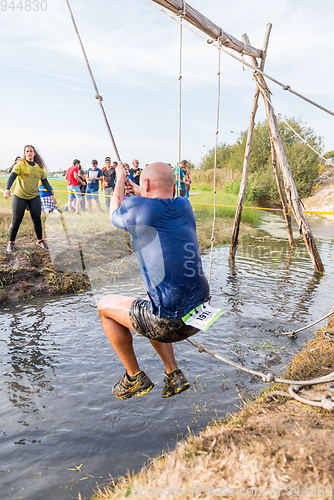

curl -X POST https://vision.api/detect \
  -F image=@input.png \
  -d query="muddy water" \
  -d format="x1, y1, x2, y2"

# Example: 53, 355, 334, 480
0, 213, 334, 500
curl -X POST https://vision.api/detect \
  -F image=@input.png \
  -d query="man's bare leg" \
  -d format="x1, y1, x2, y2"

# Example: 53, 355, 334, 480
97, 295, 178, 375
149, 339, 177, 374
98, 295, 139, 376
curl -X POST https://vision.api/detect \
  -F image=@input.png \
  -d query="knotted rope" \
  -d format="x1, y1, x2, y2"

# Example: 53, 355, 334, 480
208, 44, 221, 287
278, 308, 334, 337
65, 0, 121, 162
176, 0, 186, 197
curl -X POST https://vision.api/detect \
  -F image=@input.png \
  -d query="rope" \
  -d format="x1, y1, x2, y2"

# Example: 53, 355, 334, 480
275, 372, 334, 386
65, 0, 121, 162
186, 337, 334, 385
289, 387, 334, 411
175, 1, 186, 197
176, 3, 184, 197
34, 188, 114, 199
191, 202, 282, 210
248, 69, 327, 163
208, 45, 221, 287
146, 0, 334, 118
190, 201, 334, 215
0, 189, 13, 196
186, 337, 268, 380
266, 388, 334, 411
278, 308, 334, 337
323, 330, 334, 342
4, 189, 334, 215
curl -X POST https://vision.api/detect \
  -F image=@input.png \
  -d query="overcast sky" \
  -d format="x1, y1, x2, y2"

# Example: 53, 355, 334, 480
1, 0, 333, 172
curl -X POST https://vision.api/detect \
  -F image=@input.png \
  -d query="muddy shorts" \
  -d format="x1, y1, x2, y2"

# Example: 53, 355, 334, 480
129, 299, 199, 343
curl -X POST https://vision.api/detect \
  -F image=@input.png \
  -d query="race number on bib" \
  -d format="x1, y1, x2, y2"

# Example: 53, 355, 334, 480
182, 303, 225, 331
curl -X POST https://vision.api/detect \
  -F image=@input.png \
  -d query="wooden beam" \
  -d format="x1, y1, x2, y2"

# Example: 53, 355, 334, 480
228, 25, 271, 262
150, 0, 263, 59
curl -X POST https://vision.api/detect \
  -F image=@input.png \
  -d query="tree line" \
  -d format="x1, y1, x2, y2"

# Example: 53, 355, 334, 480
198, 117, 325, 205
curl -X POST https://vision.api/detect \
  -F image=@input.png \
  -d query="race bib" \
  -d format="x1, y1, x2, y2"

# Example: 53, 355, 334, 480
182, 303, 225, 331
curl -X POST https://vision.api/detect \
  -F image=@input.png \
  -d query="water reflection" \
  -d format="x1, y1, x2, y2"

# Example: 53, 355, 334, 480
222, 234, 326, 323
3, 306, 58, 415
293, 272, 323, 318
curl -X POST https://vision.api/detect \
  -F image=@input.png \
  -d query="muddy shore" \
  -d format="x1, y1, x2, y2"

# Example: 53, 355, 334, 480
0, 237, 90, 304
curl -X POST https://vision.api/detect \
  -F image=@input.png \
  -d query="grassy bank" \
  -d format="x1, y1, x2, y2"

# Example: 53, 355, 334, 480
190, 170, 261, 250
0, 172, 260, 251
91, 315, 334, 500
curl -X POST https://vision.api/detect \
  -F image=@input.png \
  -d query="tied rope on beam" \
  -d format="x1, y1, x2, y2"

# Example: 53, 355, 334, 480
65, 0, 121, 162
147, 0, 334, 118
248, 69, 327, 164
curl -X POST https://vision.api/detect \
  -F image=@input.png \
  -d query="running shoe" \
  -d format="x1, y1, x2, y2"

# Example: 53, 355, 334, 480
7, 242, 16, 253
36, 240, 49, 250
162, 368, 190, 398
112, 371, 154, 400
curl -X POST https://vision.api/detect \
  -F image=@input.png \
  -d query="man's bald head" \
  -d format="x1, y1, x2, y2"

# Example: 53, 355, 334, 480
140, 162, 174, 198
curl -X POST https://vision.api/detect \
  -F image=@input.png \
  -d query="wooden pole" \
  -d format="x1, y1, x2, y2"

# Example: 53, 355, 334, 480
243, 38, 324, 272
228, 25, 271, 261
150, 0, 262, 59
270, 141, 296, 248
266, 104, 324, 271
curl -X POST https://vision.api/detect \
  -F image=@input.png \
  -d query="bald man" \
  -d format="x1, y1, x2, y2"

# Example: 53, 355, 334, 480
98, 162, 209, 400
129, 158, 142, 186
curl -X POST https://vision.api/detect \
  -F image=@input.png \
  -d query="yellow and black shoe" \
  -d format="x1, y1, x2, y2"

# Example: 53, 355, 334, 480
162, 368, 190, 398
112, 371, 154, 400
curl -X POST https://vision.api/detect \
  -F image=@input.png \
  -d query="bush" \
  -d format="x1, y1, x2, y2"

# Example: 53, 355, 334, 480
197, 117, 323, 205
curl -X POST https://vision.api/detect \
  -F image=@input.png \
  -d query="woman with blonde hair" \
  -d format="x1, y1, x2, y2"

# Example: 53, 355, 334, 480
3, 145, 57, 252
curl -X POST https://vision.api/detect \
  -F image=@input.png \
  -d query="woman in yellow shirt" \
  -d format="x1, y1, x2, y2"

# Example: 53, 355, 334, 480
3, 145, 57, 252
